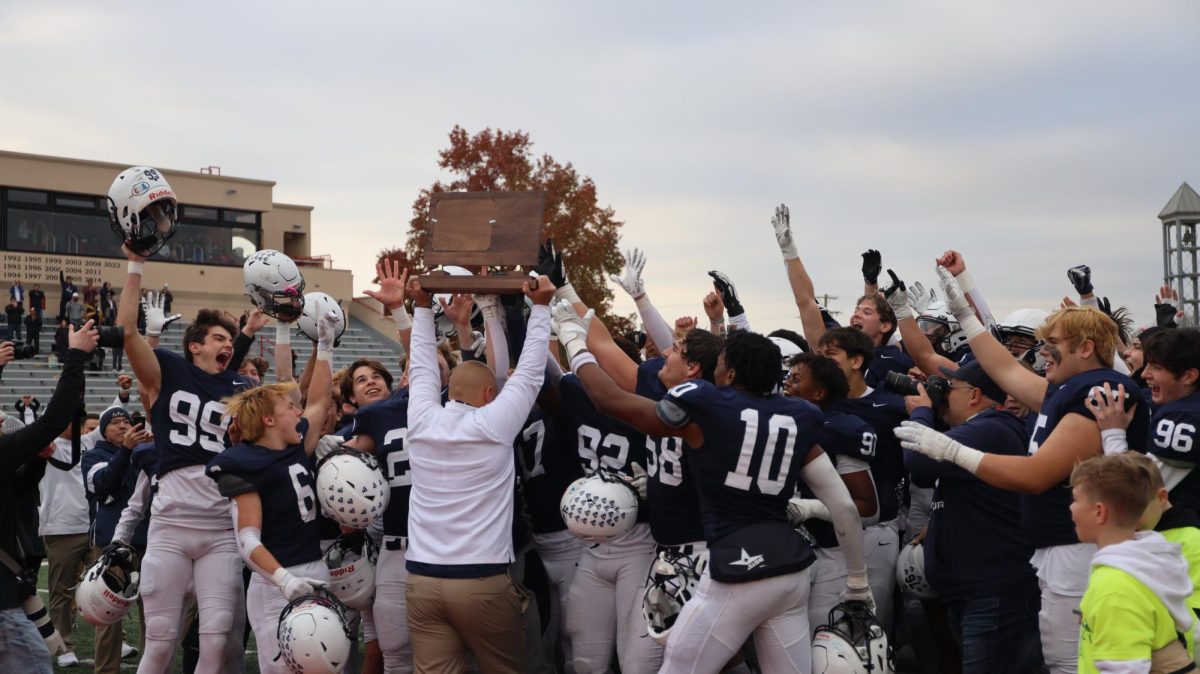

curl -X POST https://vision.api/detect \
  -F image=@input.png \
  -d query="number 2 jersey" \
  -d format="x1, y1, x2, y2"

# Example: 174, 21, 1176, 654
205, 419, 321, 568
659, 379, 825, 543
1148, 390, 1200, 515
149, 348, 248, 529
348, 389, 412, 539
1024, 368, 1150, 548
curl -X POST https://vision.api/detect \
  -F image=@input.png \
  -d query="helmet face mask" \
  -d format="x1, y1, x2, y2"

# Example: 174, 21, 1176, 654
643, 549, 709, 645
323, 532, 378, 610
277, 588, 353, 674
75, 548, 140, 626
812, 602, 893, 673
107, 166, 179, 257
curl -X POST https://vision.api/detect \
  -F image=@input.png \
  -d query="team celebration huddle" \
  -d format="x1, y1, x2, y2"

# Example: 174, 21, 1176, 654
2, 162, 1199, 674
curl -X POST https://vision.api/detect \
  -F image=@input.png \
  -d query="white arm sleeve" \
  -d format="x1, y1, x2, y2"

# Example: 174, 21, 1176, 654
633, 295, 674, 355
112, 471, 151, 545
544, 351, 564, 385
486, 316, 509, 393
802, 451, 866, 578
837, 456, 880, 526
1100, 429, 1130, 456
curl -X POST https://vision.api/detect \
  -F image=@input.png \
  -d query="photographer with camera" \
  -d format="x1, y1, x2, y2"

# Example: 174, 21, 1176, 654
0, 319, 98, 673
899, 361, 1041, 673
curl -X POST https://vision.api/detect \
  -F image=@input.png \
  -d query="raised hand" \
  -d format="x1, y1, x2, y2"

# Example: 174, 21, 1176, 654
883, 270, 912, 320
68, 319, 99, 353
534, 239, 568, 288
364, 259, 409, 311
406, 277, 431, 309
524, 275, 556, 306
771, 204, 798, 260
675, 315, 698, 340
142, 290, 182, 337
707, 270, 744, 317
243, 308, 270, 334
1155, 284, 1184, 327
316, 310, 340, 352
1067, 265, 1093, 296
609, 248, 647, 300
702, 291, 724, 322
551, 299, 592, 360
935, 266, 971, 324
935, 250, 966, 276
861, 250, 882, 285
439, 293, 475, 327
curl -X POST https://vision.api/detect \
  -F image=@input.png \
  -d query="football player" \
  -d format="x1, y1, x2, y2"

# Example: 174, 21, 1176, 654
114, 236, 254, 674
895, 267, 1150, 674
782, 353, 880, 634
769, 205, 912, 389
204, 307, 337, 674
555, 310, 871, 674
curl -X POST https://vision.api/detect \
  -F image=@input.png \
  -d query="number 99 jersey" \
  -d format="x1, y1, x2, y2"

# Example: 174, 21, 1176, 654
1149, 390, 1200, 514
206, 419, 321, 568
657, 379, 824, 543
151, 348, 247, 476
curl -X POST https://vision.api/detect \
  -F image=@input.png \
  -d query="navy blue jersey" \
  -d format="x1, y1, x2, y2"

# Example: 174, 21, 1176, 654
1148, 390, 1200, 515
660, 380, 824, 543
349, 390, 411, 538
1023, 368, 1150, 548
799, 409, 877, 548
866, 344, 914, 389
905, 407, 1036, 600
515, 408, 583, 535
831, 388, 907, 521
151, 348, 248, 476
206, 420, 320, 567
637, 359, 705, 545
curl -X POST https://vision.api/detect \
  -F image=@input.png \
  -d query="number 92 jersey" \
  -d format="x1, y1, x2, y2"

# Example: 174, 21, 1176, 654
658, 379, 824, 543
1149, 390, 1200, 514
347, 389, 412, 538
151, 348, 250, 476
205, 419, 321, 568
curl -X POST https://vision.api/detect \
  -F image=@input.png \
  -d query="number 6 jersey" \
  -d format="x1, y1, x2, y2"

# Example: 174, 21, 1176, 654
149, 348, 249, 529
658, 379, 825, 543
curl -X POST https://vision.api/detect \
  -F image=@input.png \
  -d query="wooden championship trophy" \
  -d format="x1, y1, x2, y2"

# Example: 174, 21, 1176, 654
417, 191, 546, 294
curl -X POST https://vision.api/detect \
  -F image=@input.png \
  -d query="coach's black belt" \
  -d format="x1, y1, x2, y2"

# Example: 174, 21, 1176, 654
385, 536, 408, 551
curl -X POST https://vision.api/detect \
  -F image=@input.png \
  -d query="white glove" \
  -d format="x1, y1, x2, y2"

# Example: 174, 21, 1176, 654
840, 577, 877, 615
622, 464, 648, 500
276, 571, 327, 601
316, 310, 339, 360
771, 204, 798, 260
142, 290, 181, 337
315, 434, 345, 461
935, 266, 984, 339
551, 299, 593, 362
474, 294, 502, 322
609, 249, 647, 300
786, 497, 831, 524
894, 421, 985, 474
908, 281, 930, 315
884, 282, 913, 322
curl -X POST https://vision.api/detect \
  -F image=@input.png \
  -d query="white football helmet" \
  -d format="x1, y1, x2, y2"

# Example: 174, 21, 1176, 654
895, 543, 936, 599
994, 308, 1049, 347
244, 250, 306, 320
560, 472, 639, 544
297, 292, 347, 346
323, 532, 378, 610
107, 166, 178, 256
916, 301, 967, 356
643, 548, 709, 645
277, 590, 353, 674
75, 546, 140, 626
812, 603, 893, 673
316, 449, 390, 530
769, 335, 804, 371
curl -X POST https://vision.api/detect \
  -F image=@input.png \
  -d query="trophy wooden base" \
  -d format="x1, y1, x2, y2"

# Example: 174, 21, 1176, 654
415, 273, 535, 295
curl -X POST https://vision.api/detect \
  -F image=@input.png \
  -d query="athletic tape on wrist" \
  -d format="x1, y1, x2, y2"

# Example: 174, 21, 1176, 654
274, 322, 291, 346
553, 284, 581, 306
955, 270, 976, 295
127, 261, 144, 275
392, 308, 413, 331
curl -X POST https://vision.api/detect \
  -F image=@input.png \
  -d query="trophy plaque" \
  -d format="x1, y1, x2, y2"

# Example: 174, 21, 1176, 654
417, 191, 546, 294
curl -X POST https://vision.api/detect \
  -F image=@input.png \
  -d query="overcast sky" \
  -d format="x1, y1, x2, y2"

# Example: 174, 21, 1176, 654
2, 1, 1198, 332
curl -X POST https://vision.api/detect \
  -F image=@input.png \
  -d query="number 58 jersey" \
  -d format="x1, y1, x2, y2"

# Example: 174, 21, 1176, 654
659, 379, 824, 543
149, 348, 249, 528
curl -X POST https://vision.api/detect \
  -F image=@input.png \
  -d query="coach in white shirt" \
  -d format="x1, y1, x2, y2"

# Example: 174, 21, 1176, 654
404, 274, 554, 674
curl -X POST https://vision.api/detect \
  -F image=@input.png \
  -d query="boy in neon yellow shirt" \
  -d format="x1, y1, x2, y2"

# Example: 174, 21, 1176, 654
1071, 453, 1197, 673
1136, 453, 1200, 622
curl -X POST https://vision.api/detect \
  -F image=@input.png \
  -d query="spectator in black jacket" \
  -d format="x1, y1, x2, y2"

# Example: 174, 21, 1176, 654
58, 272, 76, 320
53, 318, 69, 362
28, 284, 45, 316
24, 308, 42, 353
14, 396, 39, 425
0, 320, 98, 673
5, 299, 23, 341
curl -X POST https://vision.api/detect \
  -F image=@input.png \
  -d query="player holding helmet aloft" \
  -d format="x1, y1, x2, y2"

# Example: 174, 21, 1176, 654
111, 166, 305, 673
203, 307, 338, 674
555, 308, 872, 674
895, 266, 1150, 674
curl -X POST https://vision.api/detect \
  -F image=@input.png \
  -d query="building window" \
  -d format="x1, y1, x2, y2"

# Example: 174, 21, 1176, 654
8, 189, 48, 205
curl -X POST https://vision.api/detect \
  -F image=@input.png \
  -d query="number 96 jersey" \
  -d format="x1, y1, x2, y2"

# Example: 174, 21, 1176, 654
658, 379, 824, 543
1150, 390, 1200, 514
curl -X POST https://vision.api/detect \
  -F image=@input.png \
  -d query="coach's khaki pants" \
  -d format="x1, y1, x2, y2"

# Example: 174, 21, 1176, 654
43, 533, 90, 651
405, 572, 527, 674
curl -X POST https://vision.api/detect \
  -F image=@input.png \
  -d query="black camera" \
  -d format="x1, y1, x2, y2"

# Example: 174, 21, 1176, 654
883, 371, 950, 409
97, 325, 124, 349
8, 341, 39, 360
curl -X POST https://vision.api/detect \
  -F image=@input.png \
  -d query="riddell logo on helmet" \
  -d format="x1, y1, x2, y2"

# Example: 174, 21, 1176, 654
146, 189, 173, 201
330, 563, 357, 578
101, 587, 132, 608
130, 181, 151, 197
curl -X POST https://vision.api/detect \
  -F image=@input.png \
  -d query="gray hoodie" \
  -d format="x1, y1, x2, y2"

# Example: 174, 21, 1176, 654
1091, 530, 1197, 641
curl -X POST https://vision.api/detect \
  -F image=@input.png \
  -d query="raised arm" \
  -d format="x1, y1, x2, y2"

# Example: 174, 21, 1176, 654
772, 204, 828, 345
301, 311, 337, 456
119, 248, 161, 406
883, 270, 957, 375
228, 309, 268, 374
937, 266, 1048, 409
610, 248, 674, 354
475, 294, 509, 391
405, 280, 443, 419
480, 278, 555, 441
362, 259, 412, 357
